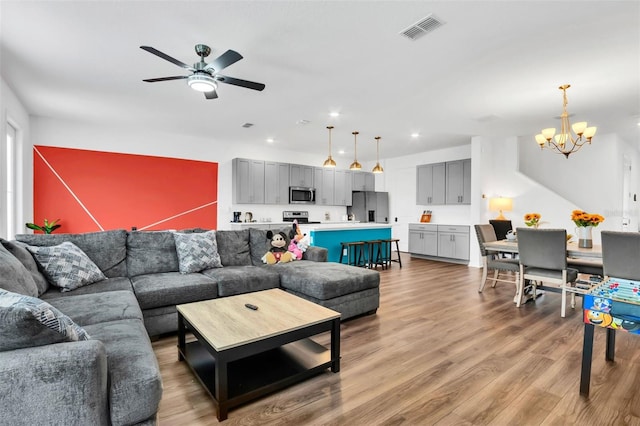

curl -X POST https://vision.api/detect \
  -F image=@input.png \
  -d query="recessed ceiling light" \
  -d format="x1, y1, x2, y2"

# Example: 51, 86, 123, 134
266, 138, 274, 143
411, 133, 420, 138
338, 149, 345, 155
329, 112, 340, 117
297, 119, 311, 125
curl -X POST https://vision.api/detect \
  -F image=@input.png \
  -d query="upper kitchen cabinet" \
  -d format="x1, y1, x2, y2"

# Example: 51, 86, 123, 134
289, 164, 314, 187
314, 167, 336, 205
232, 158, 265, 204
334, 169, 353, 206
416, 163, 446, 205
264, 162, 290, 204
352, 171, 375, 191
445, 159, 471, 205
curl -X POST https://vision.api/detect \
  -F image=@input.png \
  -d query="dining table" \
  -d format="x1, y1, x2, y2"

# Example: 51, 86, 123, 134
483, 239, 602, 259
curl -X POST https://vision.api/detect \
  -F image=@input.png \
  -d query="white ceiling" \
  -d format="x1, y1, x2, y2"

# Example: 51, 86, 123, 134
1, 1, 639, 162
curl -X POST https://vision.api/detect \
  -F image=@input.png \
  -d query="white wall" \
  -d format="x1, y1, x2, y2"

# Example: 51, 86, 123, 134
0, 77, 31, 239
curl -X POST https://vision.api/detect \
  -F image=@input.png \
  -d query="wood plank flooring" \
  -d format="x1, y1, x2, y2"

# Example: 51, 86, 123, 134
153, 255, 640, 425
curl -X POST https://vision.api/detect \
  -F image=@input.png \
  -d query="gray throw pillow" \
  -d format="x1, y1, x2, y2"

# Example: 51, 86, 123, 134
215, 230, 252, 266
0, 289, 90, 351
0, 242, 39, 297
26, 242, 107, 292
1, 239, 49, 295
172, 230, 222, 273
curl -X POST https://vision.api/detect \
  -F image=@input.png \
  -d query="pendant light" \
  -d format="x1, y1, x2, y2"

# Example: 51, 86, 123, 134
323, 125, 336, 168
349, 131, 362, 170
372, 136, 384, 173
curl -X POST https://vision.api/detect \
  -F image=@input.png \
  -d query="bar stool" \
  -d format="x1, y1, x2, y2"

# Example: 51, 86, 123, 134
367, 240, 386, 269
381, 238, 402, 269
339, 241, 366, 267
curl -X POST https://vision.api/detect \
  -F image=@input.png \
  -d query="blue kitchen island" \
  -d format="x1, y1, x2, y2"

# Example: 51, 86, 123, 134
300, 223, 393, 263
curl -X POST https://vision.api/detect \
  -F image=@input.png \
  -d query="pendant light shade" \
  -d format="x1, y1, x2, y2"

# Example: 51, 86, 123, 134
323, 125, 336, 168
372, 136, 383, 173
349, 131, 362, 170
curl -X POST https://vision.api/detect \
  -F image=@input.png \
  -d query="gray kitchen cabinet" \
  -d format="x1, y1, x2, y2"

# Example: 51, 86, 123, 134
408, 224, 438, 256
352, 171, 375, 191
409, 223, 469, 262
232, 158, 265, 204
289, 164, 314, 187
437, 225, 470, 260
334, 170, 353, 206
314, 167, 335, 205
416, 163, 446, 205
264, 162, 290, 204
445, 159, 471, 205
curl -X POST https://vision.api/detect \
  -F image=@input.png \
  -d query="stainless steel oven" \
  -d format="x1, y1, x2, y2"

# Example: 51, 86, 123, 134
289, 187, 315, 204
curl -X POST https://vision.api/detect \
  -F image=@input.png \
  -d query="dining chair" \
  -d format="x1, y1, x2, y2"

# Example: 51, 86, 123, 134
516, 228, 579, 317
489, 219, 513, 241
474, 224, 520, 297
601, 231, 640, 280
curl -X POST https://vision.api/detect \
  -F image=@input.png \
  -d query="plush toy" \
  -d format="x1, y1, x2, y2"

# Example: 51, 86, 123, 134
262, 230, 296, 264
288, 220, 309, 260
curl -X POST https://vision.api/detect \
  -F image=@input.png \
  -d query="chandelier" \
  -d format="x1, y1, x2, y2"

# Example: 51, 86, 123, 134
349, 131, 362, 170
534, 84, 597, 159
323, 125, 336, 168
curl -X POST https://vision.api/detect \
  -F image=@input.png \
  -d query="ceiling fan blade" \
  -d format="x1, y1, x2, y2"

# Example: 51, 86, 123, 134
204, 90, 218, 100
140, 46, 195, 71
204, 49, 243, 72
215, 75, 265, 91
142, 76, 189, 83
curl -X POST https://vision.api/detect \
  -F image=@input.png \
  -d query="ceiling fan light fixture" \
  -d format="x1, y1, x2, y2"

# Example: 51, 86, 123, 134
187, 74, 217, 92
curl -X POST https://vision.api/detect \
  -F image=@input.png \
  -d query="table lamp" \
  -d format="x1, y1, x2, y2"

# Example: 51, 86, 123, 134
489, 197, 512, 220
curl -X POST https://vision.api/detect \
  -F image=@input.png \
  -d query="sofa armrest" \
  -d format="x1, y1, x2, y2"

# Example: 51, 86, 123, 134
0, 340, 109, 425
303, 246, 328, 262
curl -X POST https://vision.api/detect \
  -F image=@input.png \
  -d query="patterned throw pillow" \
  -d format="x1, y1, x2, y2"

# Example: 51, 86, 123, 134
172, 230, 222, 274
26, 241, 107, 292
0, 289, 90, 351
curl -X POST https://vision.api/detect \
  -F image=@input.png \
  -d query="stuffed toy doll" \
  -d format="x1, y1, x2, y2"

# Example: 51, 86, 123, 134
288, 220, 309, 260
262, 230, 296, 264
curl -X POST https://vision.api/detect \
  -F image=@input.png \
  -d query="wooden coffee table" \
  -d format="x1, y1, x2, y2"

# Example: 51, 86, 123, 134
177, 289, 341, 421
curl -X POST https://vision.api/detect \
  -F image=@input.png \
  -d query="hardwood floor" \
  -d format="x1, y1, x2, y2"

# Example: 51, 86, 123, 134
153, 255, 640, 425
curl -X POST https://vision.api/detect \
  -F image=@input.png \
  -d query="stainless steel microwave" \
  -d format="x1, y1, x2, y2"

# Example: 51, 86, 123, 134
289, 187, 316, 204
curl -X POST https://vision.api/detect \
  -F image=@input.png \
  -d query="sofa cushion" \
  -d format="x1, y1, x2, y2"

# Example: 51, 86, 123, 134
216, 230, 251, 266
131, 272, 218, 310
15, 229, 128, 278
26, 242, 107, 292
201, 265, 281, 297
82, 319, 162, 426
40, 276, 134, 300
173, 230, 222, 273
1, 239, 49, 295
126, 231, 179, 276
0, 289, 90, 351
272, 261, 380, 300
48, 290, 143, 326
249, 227, 292, 266
0, 241, 39, 297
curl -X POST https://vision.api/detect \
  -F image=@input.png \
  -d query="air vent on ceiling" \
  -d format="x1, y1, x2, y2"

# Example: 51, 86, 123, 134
400, 13, 444, 41
242, 123, 254, 128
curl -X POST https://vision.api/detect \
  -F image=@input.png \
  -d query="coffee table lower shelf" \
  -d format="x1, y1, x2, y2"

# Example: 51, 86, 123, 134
179, 338, 333, 419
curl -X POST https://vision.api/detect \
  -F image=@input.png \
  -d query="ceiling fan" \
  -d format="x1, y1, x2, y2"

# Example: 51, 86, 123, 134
140, 44, 265, 99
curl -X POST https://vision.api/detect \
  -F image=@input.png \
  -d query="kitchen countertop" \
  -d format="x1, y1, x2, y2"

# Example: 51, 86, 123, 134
300, 223, 391, 232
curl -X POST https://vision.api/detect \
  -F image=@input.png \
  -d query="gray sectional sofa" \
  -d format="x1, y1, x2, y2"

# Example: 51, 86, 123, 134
0, 227, 379, 425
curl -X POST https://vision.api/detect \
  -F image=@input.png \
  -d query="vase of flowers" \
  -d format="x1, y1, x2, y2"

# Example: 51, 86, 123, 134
571, 210, 605, 248
524, 213, 541, 228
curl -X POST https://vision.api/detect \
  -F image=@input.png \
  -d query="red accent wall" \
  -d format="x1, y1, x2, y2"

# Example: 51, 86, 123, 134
33, 146, 218, 233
